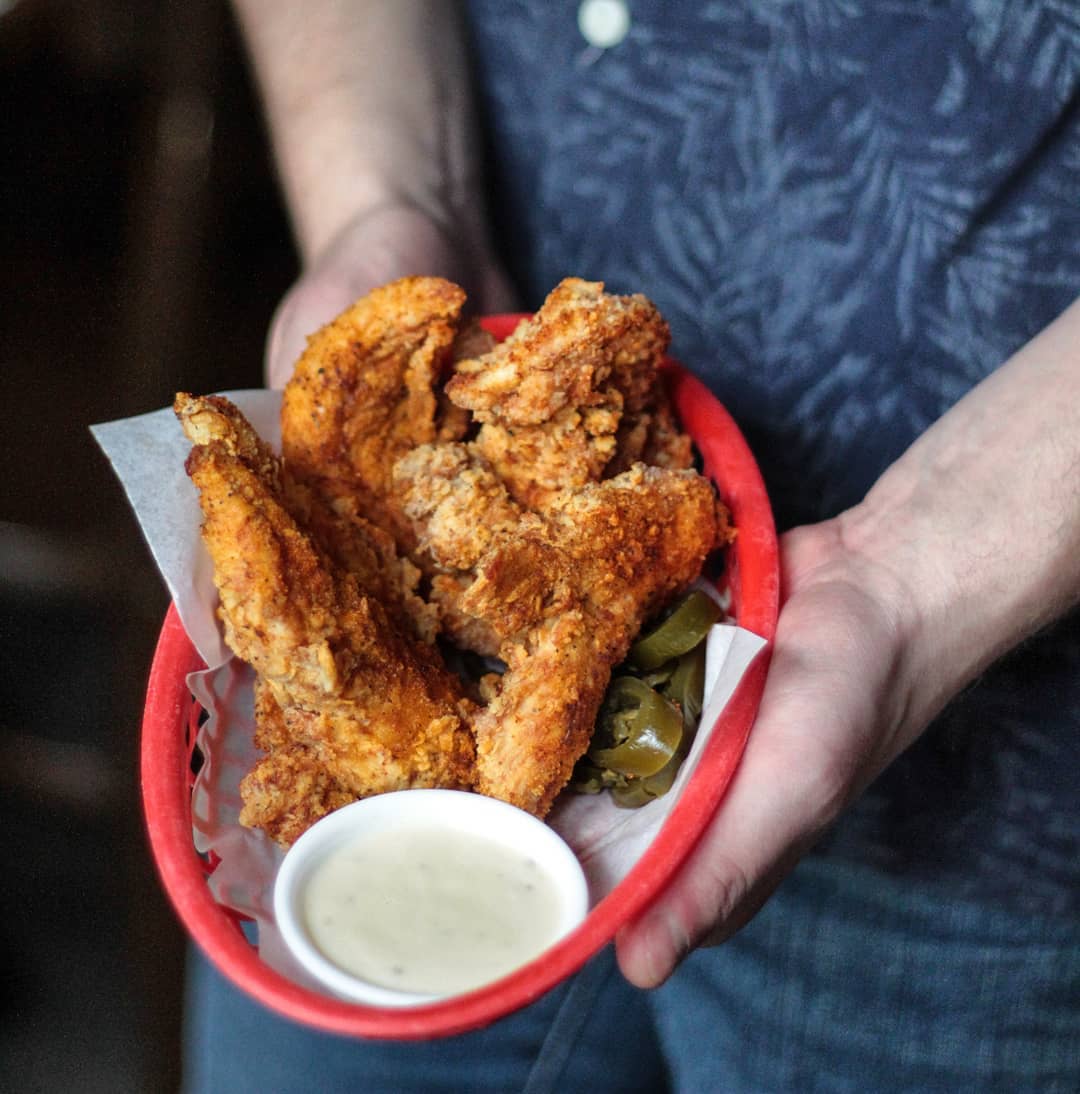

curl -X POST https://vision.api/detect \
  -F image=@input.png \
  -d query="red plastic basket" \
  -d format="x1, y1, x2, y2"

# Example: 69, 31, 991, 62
141, 317, 780, 1039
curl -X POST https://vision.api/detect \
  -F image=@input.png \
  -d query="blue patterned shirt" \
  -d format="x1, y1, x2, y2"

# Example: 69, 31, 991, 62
465, 0, 1080, 918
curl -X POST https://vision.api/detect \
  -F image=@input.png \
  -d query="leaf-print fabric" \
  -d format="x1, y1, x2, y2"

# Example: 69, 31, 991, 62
466, 1, 1080, 918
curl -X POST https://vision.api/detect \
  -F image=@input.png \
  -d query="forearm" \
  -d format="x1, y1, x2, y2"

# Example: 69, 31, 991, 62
231, 0, 481, 263
841, 296, 1080, 755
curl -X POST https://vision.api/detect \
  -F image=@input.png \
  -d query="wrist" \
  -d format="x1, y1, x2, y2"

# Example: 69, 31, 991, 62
273, 125, 469, 268
834, 435, 1066, 753
833, 491, 958, 755
783, 517, 928, 775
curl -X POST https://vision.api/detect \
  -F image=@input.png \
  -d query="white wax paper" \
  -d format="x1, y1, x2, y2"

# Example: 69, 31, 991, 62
92, 391, 768, 994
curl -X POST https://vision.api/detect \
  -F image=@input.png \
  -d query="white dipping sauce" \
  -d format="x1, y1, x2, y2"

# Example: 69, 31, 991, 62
302, 825, 568, 996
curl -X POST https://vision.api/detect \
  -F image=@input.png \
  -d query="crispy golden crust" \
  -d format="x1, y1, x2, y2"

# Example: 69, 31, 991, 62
177, 393, 476, 847
177, 275, 726, 839
445, 278, 678, 508
446, 278, 668, 424
394, 443, 522, 573
174, 391, 433, 641
242, 682, 355, 845
239, 745, 356, 849
470, 398, 623, 511
396, 445, 721, 816
280, 276, 468, 549
283, 478, 438, 644
472, 467, 719, 816
174, 392, 281, 484
608, 384, 695, 475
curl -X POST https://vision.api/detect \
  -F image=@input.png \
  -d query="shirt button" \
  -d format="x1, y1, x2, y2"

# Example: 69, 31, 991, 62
577, 0, 630, 50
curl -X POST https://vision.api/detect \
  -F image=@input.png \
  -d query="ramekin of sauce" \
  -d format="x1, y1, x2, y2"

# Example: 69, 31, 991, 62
273, 789, 590, 1007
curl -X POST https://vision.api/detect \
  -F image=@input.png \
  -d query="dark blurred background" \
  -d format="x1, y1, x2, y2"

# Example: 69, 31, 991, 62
1, 1, 296, 1088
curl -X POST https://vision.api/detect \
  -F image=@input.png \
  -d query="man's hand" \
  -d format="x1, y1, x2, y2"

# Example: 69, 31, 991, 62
615, 295, 1080, 988
614, 518, 916, 987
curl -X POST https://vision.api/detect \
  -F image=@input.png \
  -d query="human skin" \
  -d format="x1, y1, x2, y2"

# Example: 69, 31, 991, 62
232, 0, 515, 388
232, 0, 1080, 989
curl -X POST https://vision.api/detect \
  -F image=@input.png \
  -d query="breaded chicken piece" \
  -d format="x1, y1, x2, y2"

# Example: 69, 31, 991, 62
241, 673, 470, 849
469, 397, 625, 510
239, 745, 357, 849
447, 278, 667, 423
396, 441, 722, 817
394, 442, 526, 657
608, 381, 695, 475
394, 443, 522, 573
176, 393, 476, 846
284, 478, 438, 643
467, 466, 721, 816
241, 682, 355, 846
174, 392, 435, 642
175, 390, 282, 487
445, 278, 684, 508
280, 276, 470, 551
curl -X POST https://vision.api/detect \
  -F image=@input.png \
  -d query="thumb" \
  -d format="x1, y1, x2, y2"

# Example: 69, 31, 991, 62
613, 649, 865, 986
615, 529, 912, 988
613, 758, 824, 988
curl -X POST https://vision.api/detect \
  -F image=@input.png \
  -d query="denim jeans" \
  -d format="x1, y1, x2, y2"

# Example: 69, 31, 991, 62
184, 855, 1079, 1092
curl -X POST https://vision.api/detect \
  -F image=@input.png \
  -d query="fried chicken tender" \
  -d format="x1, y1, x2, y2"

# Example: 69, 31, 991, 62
447, 278, 666, 422
607, 384, 695, 475
177, 275, 728, 838
239, 745, 357, 849
239, 681, 355, 846
175, 393, 476, 846
445, 278, 687, 508
396, 442, 722, 817
393, 442, 524, 655
280, 276, 472, 551
284, 478, 438, 643
174, 393, 435, 641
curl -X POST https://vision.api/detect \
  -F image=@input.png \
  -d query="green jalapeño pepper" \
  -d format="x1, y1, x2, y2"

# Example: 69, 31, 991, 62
627, 590, 721, 671
667, 642, 707, 728
591, 676, 683, 778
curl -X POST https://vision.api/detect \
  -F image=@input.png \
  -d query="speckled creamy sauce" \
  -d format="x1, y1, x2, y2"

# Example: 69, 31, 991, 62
303, 826, 567, 996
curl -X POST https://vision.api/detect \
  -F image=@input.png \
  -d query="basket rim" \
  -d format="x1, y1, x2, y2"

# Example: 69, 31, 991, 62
140, 318, 780, 1039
